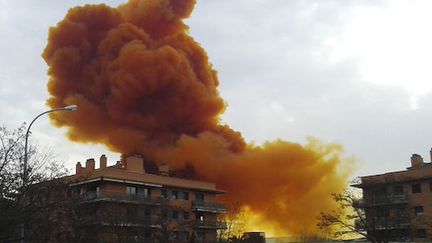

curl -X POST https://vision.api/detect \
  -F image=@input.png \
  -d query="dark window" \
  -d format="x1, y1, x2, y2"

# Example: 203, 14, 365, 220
179, 231, 189, 241
161, 189, 167, 198
376, 208, 389, 217
414, 206, 424, 216
137, 208, 150, 218
127, 207, 138, 218
138, 187, 150, 197
169, 232, 178, 241
172, 211, 178, 219
145, 208, 151, 218
412, 183, 421, 193
429, 182, 432, 191
182, 192, 189, 200
417, 229, 426, 238
197, 232, 205, 242
172, 191, 178, 199
397, 207, 407, 217
183, 212, 189, 220
196, 193, 204, 204
394, 185, 404, 194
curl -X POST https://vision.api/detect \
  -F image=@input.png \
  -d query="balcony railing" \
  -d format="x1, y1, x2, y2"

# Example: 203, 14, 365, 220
195, 220, 227, 229
359, 194, 408, 207
81, 191, 161, 205
80, 215, 161, 227
192, 201, 226, 213
356, 217, 410, 230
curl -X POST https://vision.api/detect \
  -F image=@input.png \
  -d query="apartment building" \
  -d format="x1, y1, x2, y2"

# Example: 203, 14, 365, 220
353, 149, 432, 242
69, 154, 226, 242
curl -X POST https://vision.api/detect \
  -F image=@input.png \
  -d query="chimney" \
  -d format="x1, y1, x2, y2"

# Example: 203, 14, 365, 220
125, 155, 145, 173
159, 164, 170, 176
430, 148, 432, 162
86, 158, 95, 171
115, 160, 123, 168
411, 154, 424, 167
100, 154, 107, 169
76, 162, 83, 175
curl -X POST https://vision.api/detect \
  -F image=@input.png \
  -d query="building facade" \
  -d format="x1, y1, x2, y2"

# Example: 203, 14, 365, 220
353, 149, 432, 242
69, 154, 226, 242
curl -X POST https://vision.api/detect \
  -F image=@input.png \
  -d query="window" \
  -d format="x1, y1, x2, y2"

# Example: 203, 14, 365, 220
127, 207, 138, 218
137, 208, 150, 218
417, 229, 426, 238
161, 189, 167, 198
126, 186, 137, 195
179, 231, 189, 241
196, 193, 204, 204
144, 229, 151, 239
412, 183, 421, 193
396, 207, 407, 217
376, 208, 390, 218
138, 187, 150, 197
181, 191, 189, 200
196, 232, 205, 243
414, 206, 424, 216
171, 190, 179, 199
172, 211, 178, 219
394, 185, 403, 194
169, 232, 178, 241
88, 186, 100, 198
144, 208, 151, 218
178, 212, 189, 220
430, 182, 432, 191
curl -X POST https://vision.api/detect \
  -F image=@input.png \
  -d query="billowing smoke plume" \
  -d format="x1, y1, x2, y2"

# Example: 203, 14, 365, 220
43, 0, 352, 236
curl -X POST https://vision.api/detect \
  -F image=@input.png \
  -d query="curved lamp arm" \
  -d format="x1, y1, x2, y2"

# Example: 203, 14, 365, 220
23, 105, 78, 186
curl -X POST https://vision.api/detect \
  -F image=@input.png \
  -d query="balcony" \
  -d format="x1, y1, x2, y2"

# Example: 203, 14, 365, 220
81, 191, 161, 205
195, 220, 227, 229
80, 215, 161, 228
359, 194, 408, 207
372, 218, 410, 230
192, 201, 226, 213
356, 217, 410, 231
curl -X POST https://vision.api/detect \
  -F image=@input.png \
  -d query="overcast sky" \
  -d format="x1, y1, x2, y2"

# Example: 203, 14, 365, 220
1, 0, 432, 178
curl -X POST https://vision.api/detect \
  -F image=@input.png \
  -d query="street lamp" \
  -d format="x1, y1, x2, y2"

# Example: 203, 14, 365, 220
23, 104, 78, 186
20, 105, 77, 243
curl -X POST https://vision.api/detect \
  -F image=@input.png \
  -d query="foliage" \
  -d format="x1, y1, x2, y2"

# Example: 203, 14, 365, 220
227, 235, 245, 243
217, 202, 246, 241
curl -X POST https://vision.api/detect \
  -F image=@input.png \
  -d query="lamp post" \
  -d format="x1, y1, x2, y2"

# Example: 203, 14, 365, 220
22, 104, 78, 186
20, 104, 78, 243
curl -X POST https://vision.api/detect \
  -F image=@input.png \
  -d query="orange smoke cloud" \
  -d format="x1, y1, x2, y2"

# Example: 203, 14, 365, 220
43, 0, 352, 236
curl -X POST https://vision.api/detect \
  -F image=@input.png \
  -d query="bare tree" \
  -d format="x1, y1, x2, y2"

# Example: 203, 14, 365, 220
317, 189, 410, 243
155, 199, 196, 243
0, 124, 71, 242
317, 190, 370, 240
